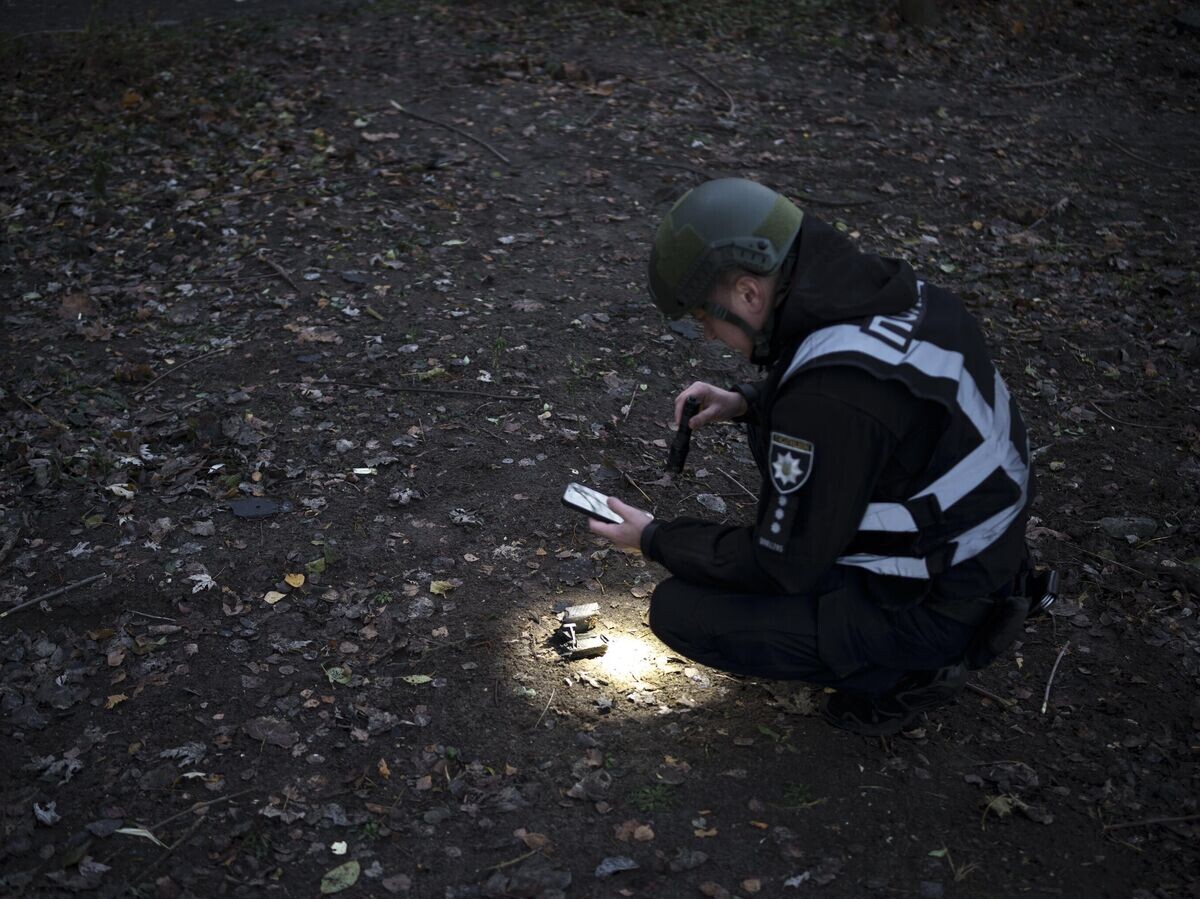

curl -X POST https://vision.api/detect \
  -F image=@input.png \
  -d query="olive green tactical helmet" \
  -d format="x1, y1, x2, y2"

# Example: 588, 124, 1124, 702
648, 178, 803, 319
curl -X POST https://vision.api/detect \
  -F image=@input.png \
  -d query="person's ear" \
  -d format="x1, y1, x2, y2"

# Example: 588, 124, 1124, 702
738, 274, 767, 313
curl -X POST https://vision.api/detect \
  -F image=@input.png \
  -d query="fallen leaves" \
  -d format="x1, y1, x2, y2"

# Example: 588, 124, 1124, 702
285, 323, 343, 344
514, 827, 551, 850
320, 859, 360, 894
115, 825, 165, 847
243, 716, 300, 749
613, 819, 655, 842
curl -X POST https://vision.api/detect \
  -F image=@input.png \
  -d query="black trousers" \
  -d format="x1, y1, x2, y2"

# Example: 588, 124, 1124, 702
648, 567, 976, 697
648, 423, 975, 697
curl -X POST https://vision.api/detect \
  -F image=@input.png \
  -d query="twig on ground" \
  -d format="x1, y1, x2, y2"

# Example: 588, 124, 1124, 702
1058, 544, 1146, 577
675, 59, 736, 117
623, 472, 655, 507
998, 71, 1082, 91
531, 686, 556, 731
122, 274, 277, 285
1096, 133, 1200, 174
389, 100, 511, 165
16, 394, 71, 431
717, 468, 757, 499
133, 347, 231, 398
578, 97, 610, 128
966, 682, 1016, 710
0, 572, 108, 620
129, 814, 207, 887
631, 157, 717, 179
479, 847, 542, 873
129, 609, 175, 623
1089, 401, 1176, 431
796, 192, 891, 208
258, 251, 303, 293
280, 380, 539, 402
212, 176, 325, 202
1041, 640, 1070, 715
622, 382, 640, 422
149, 787, 257, 832
1104, 813, 1200, 832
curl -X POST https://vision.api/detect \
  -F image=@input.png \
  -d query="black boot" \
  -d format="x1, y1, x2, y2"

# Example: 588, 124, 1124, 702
822, 664, 966, 736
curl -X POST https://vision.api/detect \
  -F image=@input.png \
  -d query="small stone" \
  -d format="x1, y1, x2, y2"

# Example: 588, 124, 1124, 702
382, 874, 411, 893
1099, 516, 1156, 539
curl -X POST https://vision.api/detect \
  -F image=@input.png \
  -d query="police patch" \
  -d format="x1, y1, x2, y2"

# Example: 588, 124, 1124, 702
768, 432, 814, 495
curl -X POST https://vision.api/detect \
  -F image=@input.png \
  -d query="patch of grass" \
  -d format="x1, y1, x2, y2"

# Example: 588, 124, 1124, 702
629, 783, 677, 812
780, 782, 813, 807
756, 723, 799, 754
241, 829, 272, 860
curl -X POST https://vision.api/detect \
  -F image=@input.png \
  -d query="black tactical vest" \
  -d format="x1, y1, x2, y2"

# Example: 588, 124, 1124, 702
780, 281, 1031, 588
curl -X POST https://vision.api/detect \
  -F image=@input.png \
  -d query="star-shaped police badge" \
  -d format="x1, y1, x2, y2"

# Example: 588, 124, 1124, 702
768, 432, 814, 495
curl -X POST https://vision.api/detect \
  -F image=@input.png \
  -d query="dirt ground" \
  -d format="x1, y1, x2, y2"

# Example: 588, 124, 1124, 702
2, 1, 1199, 897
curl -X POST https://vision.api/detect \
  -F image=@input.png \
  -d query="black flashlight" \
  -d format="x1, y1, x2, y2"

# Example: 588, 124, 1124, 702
666, 397, 700, 474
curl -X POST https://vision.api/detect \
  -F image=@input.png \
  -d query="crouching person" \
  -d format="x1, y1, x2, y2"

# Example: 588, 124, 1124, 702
589, 178, 1040, 736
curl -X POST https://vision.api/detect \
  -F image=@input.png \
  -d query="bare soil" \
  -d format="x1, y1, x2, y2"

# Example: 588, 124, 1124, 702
2, 2, 1199, 898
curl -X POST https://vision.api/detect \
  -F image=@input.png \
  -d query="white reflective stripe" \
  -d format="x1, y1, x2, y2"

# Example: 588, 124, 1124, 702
917, 369, 1017, 510
951, 475, 1028, 566
786, 300, 1033, 577
858, 502, 918, 533
838, 554, 930, 579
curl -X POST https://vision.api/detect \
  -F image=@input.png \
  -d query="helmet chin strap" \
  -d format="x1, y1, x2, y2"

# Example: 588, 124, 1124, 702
702, 301, 774, 365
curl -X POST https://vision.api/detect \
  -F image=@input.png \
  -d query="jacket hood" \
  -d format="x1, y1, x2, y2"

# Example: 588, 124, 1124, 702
766, 215, 919, 364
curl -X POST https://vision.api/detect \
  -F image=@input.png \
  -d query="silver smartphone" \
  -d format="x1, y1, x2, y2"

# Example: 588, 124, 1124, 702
562, 482, 624, 525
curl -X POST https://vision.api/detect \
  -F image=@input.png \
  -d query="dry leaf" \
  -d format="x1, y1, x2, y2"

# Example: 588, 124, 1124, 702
264, 591, 286, 605
284, 573, 305, 588
106, 694, 129, 709
378, 758, 391, 780
514, 828, 550, 850
59, 293, 96, 319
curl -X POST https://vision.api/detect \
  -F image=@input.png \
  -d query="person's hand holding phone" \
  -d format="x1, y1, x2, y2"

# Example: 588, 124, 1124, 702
674, 382, 747, 430
588, 496, 654, 551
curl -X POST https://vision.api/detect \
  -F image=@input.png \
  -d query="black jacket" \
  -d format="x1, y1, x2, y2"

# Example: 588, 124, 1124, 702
641, 216, 1030, 610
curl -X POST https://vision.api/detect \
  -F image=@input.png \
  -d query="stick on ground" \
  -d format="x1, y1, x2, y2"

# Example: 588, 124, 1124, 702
675, 59, 737, 117
390, 100, 511, 165
133, 347, 231, 398
0, 572, 108, 619
1041, 640, 1070, 714
966, 682, 1016, 710
258, 251, 303, 293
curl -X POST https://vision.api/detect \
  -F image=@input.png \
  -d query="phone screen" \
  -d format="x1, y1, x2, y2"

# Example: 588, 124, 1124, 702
562, 482, 624, 525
